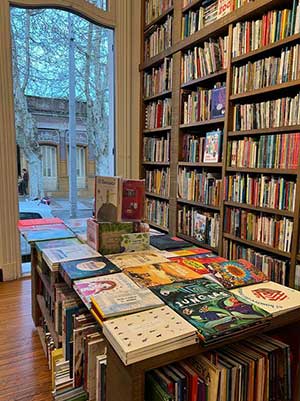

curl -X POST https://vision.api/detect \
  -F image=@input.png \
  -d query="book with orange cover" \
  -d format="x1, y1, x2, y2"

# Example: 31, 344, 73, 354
169, 257, 210, 275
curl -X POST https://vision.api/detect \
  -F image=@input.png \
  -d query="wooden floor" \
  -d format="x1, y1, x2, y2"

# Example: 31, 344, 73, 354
0, 278, 52, 401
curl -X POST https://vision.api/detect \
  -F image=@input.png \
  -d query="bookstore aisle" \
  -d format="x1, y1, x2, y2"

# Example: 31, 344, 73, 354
0, 279, 52, 401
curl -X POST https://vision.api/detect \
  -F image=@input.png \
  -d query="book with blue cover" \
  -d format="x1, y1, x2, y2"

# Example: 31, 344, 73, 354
60, 257, 121, 288
151, 278, 270, 344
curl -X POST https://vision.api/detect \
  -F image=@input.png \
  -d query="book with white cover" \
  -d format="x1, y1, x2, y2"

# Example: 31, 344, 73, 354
231, 281, 300, 316
106, 250, 169, 269
42, 244, 101, 271
103, 306, 198, 365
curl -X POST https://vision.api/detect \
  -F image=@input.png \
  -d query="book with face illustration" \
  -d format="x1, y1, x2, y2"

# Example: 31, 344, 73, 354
152, 278, 270, 343
60, 256, 121, 287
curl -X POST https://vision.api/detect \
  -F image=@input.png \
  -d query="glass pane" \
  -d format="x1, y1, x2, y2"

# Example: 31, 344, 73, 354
85, 0, 108, 11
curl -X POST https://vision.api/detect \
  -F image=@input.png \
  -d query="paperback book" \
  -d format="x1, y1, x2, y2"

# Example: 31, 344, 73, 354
95, 176, 122, 222
121, 179, 145, 221
203, 130, 222, 163
168, 257, 210, 275
106, 250, 169, 270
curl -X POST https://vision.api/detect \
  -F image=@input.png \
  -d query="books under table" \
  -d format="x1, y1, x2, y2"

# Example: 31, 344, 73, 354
103, 306, 198, 365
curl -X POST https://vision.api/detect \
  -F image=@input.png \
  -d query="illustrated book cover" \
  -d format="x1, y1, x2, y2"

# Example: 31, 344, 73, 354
203, 130, 222, 163
95, 176, 122, 222
152, 278, 270, 343
211, 87, 226, 119
121, 179, 145, 221
120, 232, 150, 252
168, 257, 210, 275
35, 237, 81, 264
106, 250, 169, 269
98, 222, 133, 254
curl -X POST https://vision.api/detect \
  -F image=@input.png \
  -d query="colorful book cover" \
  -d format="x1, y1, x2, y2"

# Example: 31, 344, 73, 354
150, 235, 191, 250
43, 244, 101, 269
193, 212, 207, 242
64, 218, 88, 234
121, 179, 145, 221
170, 247, 211, 257
152, 278, 270, 343
106, 250, 169, 269
123, 262, 202, 287
168, 257, 210, 275
60, 256, 121, 287
207, 260, 267, 289
99, 222, 133, 254
95, 176, 122, 222
217, 0, 232, 18
35, 237, 81, 264
18, 217, 63, 228
24, 227, 75, 243
120, 232, 150, 252
185, 254, 227, 264
231, 281, 300, 316
211, 87, 226, 119
203, 130, 222, 163
86, 218, 100, 251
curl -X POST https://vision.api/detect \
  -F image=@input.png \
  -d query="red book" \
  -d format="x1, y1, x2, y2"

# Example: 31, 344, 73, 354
18, 217, 63, 227
121, 179, 145, 221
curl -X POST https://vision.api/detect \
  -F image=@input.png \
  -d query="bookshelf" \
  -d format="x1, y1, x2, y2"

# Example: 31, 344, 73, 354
140, 0, 300, 288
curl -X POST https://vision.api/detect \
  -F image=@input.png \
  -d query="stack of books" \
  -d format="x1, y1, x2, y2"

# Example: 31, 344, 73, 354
144, 57, 173, 98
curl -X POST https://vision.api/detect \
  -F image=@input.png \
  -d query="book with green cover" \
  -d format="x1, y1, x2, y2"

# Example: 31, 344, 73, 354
151, 278, 270, 344
98, 222, 133, 254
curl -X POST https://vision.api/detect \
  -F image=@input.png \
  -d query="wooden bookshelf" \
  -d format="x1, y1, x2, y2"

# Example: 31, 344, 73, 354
143, 126, 172, 133
142, 161, 170, 166
143, 89, 172, 101
145, 191, 169, 200
140, 0, 300, 287
36, 294, 60, 348
177, 233, 218, 252
144, 6, 174, 31
148, 221, 169, 232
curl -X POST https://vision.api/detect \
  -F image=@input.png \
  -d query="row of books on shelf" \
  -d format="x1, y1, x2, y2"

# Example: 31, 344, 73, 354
181, 36, 228, 83
232, 3, 300, 58
145, 167, 170, 197
178, 169, 221, 206
233, 93, 300, 131
295, 264, 300, 290
223, 239, 288, 285
143, 133, 170, 162
144, 15, 172, 60
145, 0, 173, 26
182, 84, 226, 124
182, 129, 223, 163
145, 98, 172, 129
144, 57, 173, 98
145, 334, 293, 401
232, 44, 300, 94
177, 206, 220, 248
224, 174, 296, 212
227, 133, 300, 169
224, 207, 294, 253
146, 198, 169, 229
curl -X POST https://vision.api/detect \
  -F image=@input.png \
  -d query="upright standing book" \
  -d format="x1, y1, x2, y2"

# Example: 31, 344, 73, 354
95, 176, 122, 222
122, 179, 145, 221
203, 130, 222, 163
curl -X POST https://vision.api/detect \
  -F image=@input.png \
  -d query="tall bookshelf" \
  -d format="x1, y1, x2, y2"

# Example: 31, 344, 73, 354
140, 0, 300, 288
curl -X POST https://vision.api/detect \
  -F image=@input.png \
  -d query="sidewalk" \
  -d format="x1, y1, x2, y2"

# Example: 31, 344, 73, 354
49, 198, 93, 211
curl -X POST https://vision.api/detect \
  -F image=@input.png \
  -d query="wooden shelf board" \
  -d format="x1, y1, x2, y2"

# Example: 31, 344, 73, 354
296, 254, 300, 262
181, 70, 227, 88
148, 222, 169, 233
182, 0, 201, 13
143, 90, 172, 102
177, 198, 220, 210
224, 201, 294, 217
36, 294, 60, 348
178, 161, 223, 167
142, 161, 170, 166
226, 167, 298, 175
141, 47, 173, 70
230, 79, 300, 101
36, 326, 47, 358
36, 265, 52, 297
180, 118, 225, 128
232, 33, 300, 64
144, 6, 174, 32
176, 233, 218, 252
228, 125, 300, 137
223, 233, 291, 258
143, 126, 172, 133
145, 192, 170, 200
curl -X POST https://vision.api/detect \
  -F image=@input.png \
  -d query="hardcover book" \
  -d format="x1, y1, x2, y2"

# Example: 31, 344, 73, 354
211, 87, 226, 119
203, 130, 222, 163
168, 257, 210, 275
150, 234, 191, 250
18, 217, 63, 227
98, 222, 133, 254
207, 260, 268, 289
106, 250, 169, 269
152, 278, 270, 343
60, 256, 121, 288
123, 262, 202, 287
170, 247, 211, 257
120, 232, 150, 252
231, 281, 300, 316
86, 218, 100, 251
95, 176, 122, 222
35, 237, 81, 264
21, 224, 75, 243
121, 179, 145, 221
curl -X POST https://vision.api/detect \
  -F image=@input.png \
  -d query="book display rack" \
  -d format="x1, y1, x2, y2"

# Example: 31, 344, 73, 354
140, 0, 300, 288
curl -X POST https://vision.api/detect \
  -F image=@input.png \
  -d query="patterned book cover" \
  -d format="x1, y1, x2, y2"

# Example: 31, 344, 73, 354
98, 222, 133, 254
121, 179, 145, 221
185, 254, 227, 264
106, 250, 169, 269
95, 176, 122, 222
123, 262, 202, 287
207, 260, 267, 289
231, 281, 300, 316
170, 247, 211, 257
60, 256, 121, 287
167, 257, 210, 275
120, 232, 150, 252
152, 278, 270, 343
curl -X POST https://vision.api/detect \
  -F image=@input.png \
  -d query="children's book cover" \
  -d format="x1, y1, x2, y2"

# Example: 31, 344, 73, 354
168, 257, 210, 275
211, 87, 226, 119
106, 250, 169, 269
95, 176, 122, 222
203, 130, 222, 163
170, 247, 211, 257
152, 278, 270, 343
121, 179, 145, 221
193, 213, 207, 242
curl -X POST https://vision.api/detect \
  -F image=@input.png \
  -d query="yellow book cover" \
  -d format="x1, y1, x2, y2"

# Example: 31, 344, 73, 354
51, 348, 63, 390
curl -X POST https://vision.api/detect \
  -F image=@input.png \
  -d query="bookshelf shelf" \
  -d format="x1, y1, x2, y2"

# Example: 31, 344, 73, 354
226, 167, 298, 175
142, 161, 170, 166
180, 118, 225, 128
145, 192, 169, 200
36, 265, 52, 297
141, 48, 173, 70
297, 254, 300, 262
230, 79, 300, 101
143, 90, 172, 101
144, 6, 174, 32
228, 125, 300, 137
177, 198, 220, 210
223, 233, 292, 258
224, 201, 295, 218
148, 222, 169, 233
232, 33, 300, 64
36, 294, 60, 348
143, 126, 172, 133
182, 0, 202, 13
181, 70, 227, 88
178, 161, 223, 167
177, 233, 218, 252
36, 326, 47, 357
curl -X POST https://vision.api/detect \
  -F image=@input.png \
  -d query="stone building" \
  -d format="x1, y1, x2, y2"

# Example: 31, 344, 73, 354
17, 96, 95, 198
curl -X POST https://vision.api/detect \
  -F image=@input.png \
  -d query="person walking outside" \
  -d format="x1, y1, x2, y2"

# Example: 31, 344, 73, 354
22, 168, 29, 195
